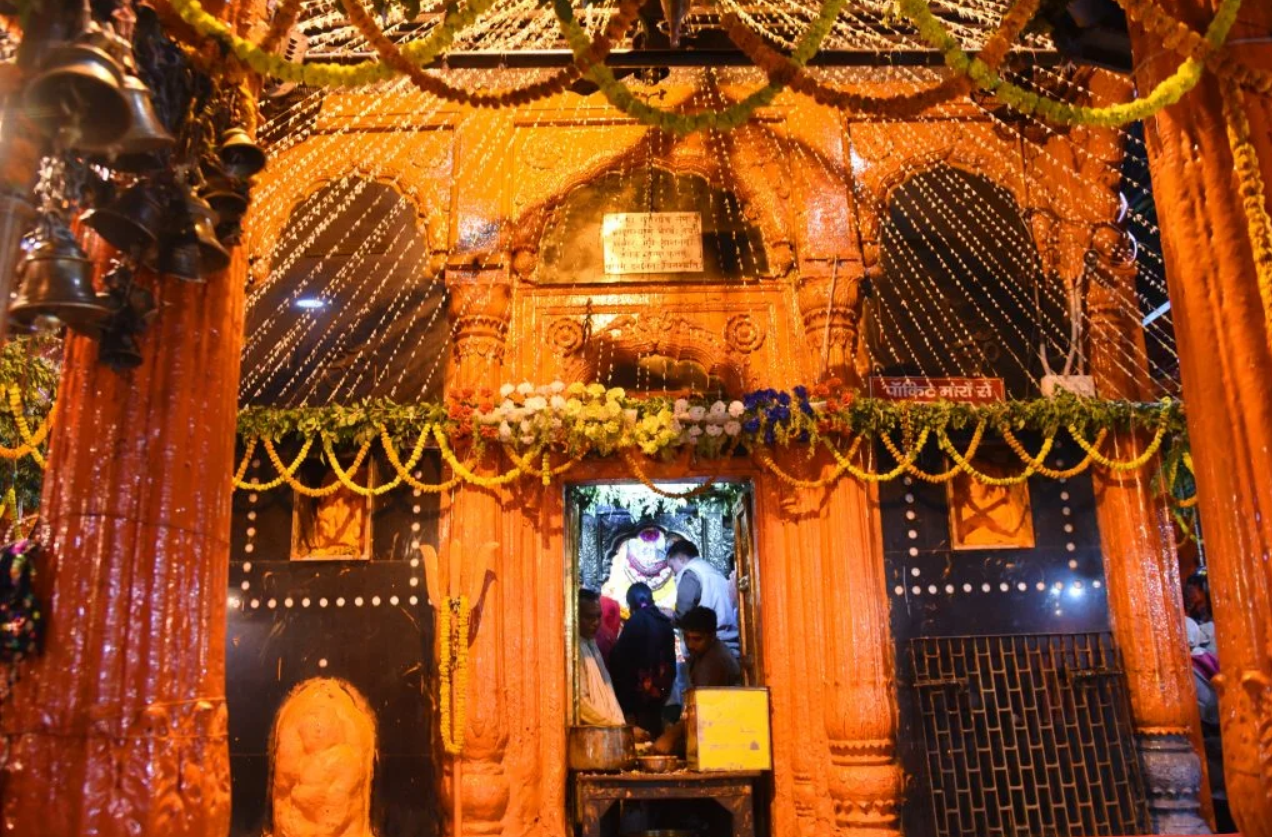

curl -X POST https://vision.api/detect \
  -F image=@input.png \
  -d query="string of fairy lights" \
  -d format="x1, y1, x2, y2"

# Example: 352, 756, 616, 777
237, 0, 1185, 409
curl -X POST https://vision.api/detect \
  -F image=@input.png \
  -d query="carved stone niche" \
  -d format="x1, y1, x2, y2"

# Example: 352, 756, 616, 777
543, 309, 753, 394
508, 131, 795, 286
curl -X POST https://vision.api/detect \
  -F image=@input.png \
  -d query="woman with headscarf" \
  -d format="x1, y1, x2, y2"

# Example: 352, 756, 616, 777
607, 582, 676, 737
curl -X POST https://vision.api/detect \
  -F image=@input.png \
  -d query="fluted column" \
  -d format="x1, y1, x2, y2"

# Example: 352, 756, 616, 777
819, 462, 902, 837
0, 238, 243, 836
1086, 223, 1210, 833
1129, 2, 1272, 834
756, 451, 902, 837
441, 259, 511, 836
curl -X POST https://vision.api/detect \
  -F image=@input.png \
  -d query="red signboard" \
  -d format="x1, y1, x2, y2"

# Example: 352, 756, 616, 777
868, 376, 1006, 403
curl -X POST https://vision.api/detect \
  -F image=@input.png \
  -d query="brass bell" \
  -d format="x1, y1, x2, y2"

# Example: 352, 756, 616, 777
98, 326, 143, 369
201, 177, 248, 224
151, 189, 229, 282
80, 182, 163, 257
188, 191, 231, 276
9, 221, 112, 335
109, 75, 174, 171
218, 128, 266, 178
156, 237, 201, 283
22, 43, 131, 152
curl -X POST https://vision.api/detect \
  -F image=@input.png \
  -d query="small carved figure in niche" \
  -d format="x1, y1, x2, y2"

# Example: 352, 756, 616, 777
291, 462, 375, 560
946, 444, 1036, 550
268, 677, 377, 837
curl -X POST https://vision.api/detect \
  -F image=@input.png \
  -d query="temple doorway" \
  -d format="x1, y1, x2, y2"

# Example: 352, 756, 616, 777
564, 479, 769, 836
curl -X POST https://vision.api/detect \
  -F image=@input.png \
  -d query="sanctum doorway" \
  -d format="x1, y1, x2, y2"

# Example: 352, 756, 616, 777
564, 479, 769, 836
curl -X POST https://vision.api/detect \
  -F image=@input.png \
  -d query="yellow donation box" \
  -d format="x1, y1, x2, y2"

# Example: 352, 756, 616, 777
684, 687, 772, 772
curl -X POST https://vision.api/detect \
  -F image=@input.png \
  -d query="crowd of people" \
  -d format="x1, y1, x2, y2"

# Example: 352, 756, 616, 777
576, 539, 742, 756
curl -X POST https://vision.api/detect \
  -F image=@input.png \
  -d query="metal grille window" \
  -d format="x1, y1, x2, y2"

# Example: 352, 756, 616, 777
910, 633, 1148, 837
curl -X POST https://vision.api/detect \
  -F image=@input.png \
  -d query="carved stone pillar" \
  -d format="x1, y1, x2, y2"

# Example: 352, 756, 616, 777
441, 259, 512, 836
819, 461, 902, 837
1086, 224, 1210, 833
796, 258, 867, 387
1, 238, 242, 836
1130, 3, 1272, 834
756, 452, 902, 837
0, 4, 260, 833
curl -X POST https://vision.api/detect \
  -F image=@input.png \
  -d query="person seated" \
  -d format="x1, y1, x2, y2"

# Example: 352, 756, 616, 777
608, 582, 676, 737
577, 589, 625, 727
651, 606, 741, 755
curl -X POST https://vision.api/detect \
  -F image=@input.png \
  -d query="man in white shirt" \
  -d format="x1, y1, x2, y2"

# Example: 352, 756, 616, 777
577, 589, 625, 726
667, 540, 739, 656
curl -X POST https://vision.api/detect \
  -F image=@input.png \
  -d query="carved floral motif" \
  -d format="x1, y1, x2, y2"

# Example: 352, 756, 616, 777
725, 313, 766, 354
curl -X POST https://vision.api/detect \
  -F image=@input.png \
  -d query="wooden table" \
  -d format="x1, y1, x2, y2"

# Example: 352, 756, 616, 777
574, 770, 760, 837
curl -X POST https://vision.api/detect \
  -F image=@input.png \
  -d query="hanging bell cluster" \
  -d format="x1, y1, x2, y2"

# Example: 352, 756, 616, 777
21, 21, 172, 160
5, 3, 267, 365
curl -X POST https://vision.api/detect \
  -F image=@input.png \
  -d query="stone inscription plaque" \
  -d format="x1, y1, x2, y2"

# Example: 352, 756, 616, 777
602, 212, 704, 274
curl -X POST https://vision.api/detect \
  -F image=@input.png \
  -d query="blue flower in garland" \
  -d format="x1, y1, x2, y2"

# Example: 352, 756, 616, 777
793, 385, 808, 400
742, 417, 761, 434
767, 405, 791, 424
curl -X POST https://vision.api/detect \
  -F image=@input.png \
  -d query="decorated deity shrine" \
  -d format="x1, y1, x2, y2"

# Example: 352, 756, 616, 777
0, 0, 1270, 836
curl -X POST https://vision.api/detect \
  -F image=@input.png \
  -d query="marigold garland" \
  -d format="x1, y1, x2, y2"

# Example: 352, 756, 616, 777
1222, 77, 1272, 356
0, 386, 53, 464
1115, 0, 1272, 96
233, 436, 316, 491
171, 0, 500, 87
551, 0, 845, 134
723, 0, 1039, 118
898, 0, 1242, 127
438, 595, 469, 755
338, 0, 586, 107
620, 449, 719, 498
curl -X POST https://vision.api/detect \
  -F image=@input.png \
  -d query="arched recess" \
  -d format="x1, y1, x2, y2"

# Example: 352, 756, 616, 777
865, 163, 1062, 398
508, 126, 795, 283
243, 138, 450, 286
240, 177, 451, 406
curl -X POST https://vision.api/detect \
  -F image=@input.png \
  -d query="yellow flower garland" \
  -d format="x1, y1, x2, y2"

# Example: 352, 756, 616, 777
620, 449, 719, 498
1221, 77, 1272, 355
432, 426, 525, 489
233, 436, 317, 491
0, 386, 53, 464
438, 595, 469, 755
170, 0, 500, 88
898, 0, 1242, 127
1068, 421, 1168, 472
378, 425, 465, 494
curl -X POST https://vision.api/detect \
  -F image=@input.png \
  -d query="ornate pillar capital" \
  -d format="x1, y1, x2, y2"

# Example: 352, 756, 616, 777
796, 257, 868, 387
445, 255, 512, 388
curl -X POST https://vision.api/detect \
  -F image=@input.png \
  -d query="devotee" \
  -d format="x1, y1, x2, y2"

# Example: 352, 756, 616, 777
650, 606, 742, 755
1183, 572, 1218, 656
608, 582, 676, 737
597, 594, 621, 663
1187, 617, 1234, 832
577, 589, 625, 726
666, 540, 739, 656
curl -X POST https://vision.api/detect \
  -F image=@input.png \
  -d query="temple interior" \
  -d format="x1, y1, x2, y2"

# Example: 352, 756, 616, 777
0, 0, 1270, 836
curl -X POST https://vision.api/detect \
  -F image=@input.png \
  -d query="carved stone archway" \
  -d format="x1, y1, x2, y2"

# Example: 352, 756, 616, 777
243, 135, 451, 285
508, 124, 797, 283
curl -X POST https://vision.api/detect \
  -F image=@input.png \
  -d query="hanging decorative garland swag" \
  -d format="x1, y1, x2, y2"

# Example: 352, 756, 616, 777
898, 0, 1243, 127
